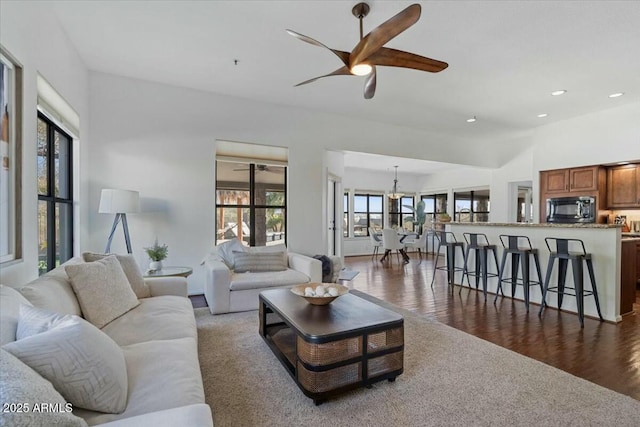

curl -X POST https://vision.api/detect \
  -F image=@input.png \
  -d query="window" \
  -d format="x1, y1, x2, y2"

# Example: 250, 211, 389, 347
421, 193, 448, 223
343, 192, 349, 237
37, 113, 73, 274
454, 190, 490, 222
353, 193, 383, 237
215, 160, 286, 247
0, 48, 22, 264
389, 196, 415, 230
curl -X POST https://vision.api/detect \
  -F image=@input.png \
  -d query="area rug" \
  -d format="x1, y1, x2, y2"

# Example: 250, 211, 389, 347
195, 292, 640, 426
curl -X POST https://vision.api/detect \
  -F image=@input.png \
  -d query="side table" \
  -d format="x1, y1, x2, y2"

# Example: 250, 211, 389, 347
143, 266, 193, 278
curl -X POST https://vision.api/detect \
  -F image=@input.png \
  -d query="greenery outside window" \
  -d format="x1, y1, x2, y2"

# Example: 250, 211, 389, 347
37, 113, 73, 274
215, 160, 286, 247
353, 193, 383, 237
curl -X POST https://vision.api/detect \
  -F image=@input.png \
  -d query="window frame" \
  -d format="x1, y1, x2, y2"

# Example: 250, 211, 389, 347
353, 192, 383, 237
215, 160, 287, 247
388, 195, 415, 231
37, 111, 73, 274
453, 190, 490, 223
421, 193, 448, 223
0, 47, 23, 265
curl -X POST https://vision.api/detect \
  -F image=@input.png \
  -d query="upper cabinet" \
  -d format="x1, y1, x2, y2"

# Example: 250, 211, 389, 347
607, 164, 640, 208
540, 166, 601, 194
539, 166, 606, 222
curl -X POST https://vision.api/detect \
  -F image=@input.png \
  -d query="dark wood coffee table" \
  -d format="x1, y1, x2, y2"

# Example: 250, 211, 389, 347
259, 289, 404, 405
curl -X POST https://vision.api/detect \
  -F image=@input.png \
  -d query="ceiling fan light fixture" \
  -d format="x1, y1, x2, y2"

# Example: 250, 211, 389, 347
351, 63, 373, 76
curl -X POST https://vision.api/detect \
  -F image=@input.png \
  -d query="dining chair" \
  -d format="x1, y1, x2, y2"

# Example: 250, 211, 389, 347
381, 228, 407, 265
368, 227, 383, 260
404, 232, 428, 260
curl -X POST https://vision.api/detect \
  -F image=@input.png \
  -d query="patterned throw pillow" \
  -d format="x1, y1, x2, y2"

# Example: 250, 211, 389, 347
82, 252, 151, 298
232, 251, 288, 273
0, 349, 88, 426
3, 310, 128, 414
65, 255, 140, 329
16, 304, 68, 340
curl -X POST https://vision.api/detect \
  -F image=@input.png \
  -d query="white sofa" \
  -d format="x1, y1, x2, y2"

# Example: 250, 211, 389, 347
202, 240, 322, 314
0, 257, 213, 427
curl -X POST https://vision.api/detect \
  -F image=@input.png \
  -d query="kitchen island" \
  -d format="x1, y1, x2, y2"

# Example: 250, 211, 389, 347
441, 222, 625, 322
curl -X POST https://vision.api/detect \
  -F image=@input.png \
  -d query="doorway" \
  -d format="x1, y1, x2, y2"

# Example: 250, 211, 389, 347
327, 174, 342, 256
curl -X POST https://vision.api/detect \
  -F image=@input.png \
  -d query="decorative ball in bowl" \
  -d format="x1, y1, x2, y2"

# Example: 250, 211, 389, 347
291, 283, 349, 305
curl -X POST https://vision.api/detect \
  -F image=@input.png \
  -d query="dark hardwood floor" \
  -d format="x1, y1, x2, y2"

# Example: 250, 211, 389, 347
190, 252, 640, 401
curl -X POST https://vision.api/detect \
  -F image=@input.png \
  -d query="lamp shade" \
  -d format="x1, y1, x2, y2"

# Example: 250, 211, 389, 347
98, 189, 140, 214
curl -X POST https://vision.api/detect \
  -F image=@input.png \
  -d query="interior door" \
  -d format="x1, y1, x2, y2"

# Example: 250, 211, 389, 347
327, 177, 336, 255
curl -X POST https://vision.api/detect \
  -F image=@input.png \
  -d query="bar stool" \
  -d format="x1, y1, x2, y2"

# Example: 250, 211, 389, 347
538, 238, 603, 327
461, 233, 500, 299
494, 235, 543, 312
430, 231, 466, 288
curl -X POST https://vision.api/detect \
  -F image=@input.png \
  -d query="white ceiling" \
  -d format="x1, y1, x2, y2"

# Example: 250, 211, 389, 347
50, 0, 640, 172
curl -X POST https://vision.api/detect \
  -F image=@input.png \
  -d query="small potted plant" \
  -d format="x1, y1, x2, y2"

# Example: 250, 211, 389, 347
144, 239, 168, 271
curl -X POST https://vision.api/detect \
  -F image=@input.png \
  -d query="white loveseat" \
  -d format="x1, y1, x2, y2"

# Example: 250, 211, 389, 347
202, 240, 322, 314
0, 257, 213, 427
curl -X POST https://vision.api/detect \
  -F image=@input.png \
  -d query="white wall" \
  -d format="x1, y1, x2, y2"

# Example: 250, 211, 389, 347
0, 2, 90, 286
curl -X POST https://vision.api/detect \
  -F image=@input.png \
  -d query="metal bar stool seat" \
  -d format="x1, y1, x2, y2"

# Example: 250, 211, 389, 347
461, 232, 500, 299
538, 238, 603, 327
494, 234, 543, 312
430, 231, 466, 288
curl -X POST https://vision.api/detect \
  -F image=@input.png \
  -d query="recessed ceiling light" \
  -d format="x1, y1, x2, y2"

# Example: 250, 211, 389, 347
466, 116, 477, 123
609, 92, 624, 98
537, 113, 548, 118
551, 90, 567, 96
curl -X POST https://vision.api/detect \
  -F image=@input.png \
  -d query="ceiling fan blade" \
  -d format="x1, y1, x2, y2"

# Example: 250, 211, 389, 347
286, 29, 350, 66
367, 47, 448, 73
294, 66, 352, 87
364, 66, 377, 99
350, 3, 421, 67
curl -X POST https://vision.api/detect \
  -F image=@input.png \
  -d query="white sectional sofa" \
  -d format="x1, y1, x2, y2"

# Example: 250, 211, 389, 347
0, 257, 213, 427
202, 239, 323, 314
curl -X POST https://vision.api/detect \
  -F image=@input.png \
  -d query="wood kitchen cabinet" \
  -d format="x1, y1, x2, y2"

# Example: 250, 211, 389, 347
620, 239, 640, 315
539, 165, 605, 222
540, 166, 601, 194
607, 164, 640, 208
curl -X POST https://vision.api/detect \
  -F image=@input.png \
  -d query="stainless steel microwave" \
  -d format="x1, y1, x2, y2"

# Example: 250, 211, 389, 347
546, 196, 596, 223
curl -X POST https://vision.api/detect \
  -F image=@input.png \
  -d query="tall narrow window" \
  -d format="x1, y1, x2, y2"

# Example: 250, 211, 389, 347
1, 48, 22, 264
343, 192, 349, 237
216, 160, 286, 247
353, 193, 383, 237
37, 113, 73, 274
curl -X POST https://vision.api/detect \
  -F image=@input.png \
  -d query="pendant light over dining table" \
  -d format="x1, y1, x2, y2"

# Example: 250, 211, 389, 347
389, 166, 404, 199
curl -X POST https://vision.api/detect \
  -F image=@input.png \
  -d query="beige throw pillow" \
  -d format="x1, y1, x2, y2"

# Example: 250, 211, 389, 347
232, 251, 288, 273
3, 311, 128, 414
65, 255, 140, 328
83, 252, 151, 298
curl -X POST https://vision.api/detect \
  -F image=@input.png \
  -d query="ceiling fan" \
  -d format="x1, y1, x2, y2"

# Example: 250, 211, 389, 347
233, 164, 284, 174
286, 2, 448, 99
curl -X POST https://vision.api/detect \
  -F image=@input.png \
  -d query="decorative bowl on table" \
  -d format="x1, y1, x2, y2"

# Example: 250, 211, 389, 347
290, 283, 349, 305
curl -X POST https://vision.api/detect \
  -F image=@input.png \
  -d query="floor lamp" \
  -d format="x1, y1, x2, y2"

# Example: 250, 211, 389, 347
99, 189, 140, 253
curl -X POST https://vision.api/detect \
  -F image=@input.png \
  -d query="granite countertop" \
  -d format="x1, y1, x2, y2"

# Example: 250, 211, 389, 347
439, 222, 623, 229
